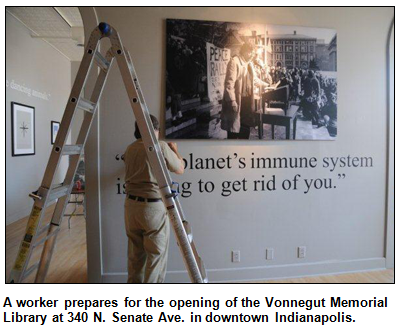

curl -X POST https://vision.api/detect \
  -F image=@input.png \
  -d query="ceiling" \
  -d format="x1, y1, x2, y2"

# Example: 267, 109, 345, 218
7, 7, 84, 61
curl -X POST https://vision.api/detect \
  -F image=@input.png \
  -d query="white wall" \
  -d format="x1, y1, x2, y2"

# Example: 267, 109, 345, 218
6, 12, 71, 224
81, 7, 394, 282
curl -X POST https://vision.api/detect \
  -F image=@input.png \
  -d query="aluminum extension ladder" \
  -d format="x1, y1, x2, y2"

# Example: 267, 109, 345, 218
8, 23, 208, 284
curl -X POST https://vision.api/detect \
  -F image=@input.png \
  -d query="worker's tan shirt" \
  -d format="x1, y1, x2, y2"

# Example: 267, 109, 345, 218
124, 139, 183, 199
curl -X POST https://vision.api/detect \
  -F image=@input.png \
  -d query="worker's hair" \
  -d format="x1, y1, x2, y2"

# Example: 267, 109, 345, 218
134, 114, 160, 139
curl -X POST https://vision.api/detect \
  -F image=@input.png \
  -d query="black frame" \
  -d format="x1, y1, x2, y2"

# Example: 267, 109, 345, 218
11, 102, 35, 157
51, 121, 60, 145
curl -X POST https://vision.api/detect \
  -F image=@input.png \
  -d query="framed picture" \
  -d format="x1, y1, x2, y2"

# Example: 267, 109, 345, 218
166, 19, 337, 140
11, 102, 35, 156
51, 121, 60, 145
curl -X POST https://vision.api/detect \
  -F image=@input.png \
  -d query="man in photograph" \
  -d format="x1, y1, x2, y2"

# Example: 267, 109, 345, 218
221, 42, 265, 139
299, 70, 323, 127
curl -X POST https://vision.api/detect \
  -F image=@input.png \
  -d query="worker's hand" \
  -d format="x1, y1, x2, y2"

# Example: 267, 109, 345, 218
168, 142, 178, 153
231, 101, 238, 112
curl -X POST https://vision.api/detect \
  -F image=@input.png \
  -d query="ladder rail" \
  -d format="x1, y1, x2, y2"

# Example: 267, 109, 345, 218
124, 50, 174, 186
124, 51, 188, 222
8, 205, 44, 282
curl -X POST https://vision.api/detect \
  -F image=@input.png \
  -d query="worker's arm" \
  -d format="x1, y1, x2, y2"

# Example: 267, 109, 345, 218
167, 142, 185, 174
161, 141, 185, 175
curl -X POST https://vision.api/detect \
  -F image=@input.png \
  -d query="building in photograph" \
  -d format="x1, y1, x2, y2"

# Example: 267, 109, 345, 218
316, 39, 330, 71
268, 30, 317, 69
329, 34, 337, 71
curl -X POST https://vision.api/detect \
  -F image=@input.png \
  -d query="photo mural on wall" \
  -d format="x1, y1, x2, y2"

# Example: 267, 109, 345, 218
166, 19, 337, 140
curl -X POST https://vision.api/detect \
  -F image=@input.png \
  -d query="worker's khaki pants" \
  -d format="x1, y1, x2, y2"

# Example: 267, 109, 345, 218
124, 198, 170, 283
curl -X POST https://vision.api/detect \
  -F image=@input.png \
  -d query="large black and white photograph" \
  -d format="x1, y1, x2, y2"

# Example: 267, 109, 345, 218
166, 19, 337, 140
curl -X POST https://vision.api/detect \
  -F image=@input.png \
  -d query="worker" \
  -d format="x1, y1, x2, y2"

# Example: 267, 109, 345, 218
123, 114, 185, 283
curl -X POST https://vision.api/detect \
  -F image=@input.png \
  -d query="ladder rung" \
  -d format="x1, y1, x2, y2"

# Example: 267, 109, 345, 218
23, 262, 40, 280
63, 145, 83, 155
94, 51, 110, 71
37, 223, 51, 236
34, 229, 59, 248
48, 185, 70, 201
78, 97, 96, 113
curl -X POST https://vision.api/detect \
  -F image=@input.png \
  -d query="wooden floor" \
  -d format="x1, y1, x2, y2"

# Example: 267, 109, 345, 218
255, 268, 394, 283
6, 206, 394, 283
6, 203, 87, 283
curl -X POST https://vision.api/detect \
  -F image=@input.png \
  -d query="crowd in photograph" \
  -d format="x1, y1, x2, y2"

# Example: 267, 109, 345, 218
264, 65, 337, 135
166, 35, 207, 100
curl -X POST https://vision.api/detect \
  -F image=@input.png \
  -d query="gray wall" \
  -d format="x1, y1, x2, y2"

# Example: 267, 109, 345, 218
6, 13, 71, 224
82, 7, 394, 282
386, 24, 394, 268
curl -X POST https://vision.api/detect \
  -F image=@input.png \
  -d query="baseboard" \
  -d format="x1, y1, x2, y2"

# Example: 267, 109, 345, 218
101, 257, 386, 283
